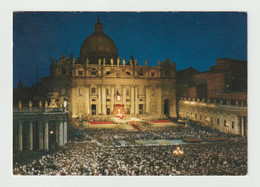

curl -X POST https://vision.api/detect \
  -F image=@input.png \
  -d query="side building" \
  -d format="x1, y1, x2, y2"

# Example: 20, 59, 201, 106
177, 58, 247, 135
178, 97, 247, 136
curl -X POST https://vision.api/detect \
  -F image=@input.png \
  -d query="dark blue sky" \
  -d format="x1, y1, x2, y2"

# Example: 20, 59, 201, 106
13, 12, 247, 88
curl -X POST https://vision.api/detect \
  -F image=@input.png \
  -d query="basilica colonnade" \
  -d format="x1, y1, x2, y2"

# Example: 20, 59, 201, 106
13, 107, 68, 152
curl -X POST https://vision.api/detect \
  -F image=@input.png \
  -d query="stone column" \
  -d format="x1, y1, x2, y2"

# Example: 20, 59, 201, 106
85, 86, 90, 115
59, 121, 64, 146
241, 116, 244, 136
228, 115, 231, 133
157, 87, 162, 114
219, 115, 224, 132
98, 85, 102, 114
131, 85, 135, 114
244, 116, 247, 136
18, 121, 23, 151
28, 121, 33, 151
38, 121, 43, 150
145, 86, 150, 114
123, 85, 126, 110
102, 86, 106, 115
111, 85, 115, 112
44, 121, 49, 150
170, 86, 177, 118
235, 116, 239, 135
13, 122, 18, 152
55, 121, 59, 143
63, 121, 67, 144
135, 86, 139, 114
71, 85, 77, 117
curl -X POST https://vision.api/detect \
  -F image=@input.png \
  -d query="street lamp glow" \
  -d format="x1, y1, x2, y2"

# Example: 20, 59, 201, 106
173, 147, 184, 156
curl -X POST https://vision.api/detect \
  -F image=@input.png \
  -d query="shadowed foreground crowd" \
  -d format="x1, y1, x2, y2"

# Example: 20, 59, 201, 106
13, 126, 247, 176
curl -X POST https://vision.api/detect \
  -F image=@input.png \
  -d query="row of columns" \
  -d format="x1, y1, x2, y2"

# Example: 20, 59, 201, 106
179, 107, 247, 136
15, 120, 67, 152
240, 116, 247, 136
72, 84, 162, 116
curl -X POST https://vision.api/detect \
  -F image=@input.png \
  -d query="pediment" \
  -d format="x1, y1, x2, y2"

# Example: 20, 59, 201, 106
104, 70, 132, 78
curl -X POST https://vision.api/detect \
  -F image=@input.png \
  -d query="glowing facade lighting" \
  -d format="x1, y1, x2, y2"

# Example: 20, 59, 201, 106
116, 94, 121, 102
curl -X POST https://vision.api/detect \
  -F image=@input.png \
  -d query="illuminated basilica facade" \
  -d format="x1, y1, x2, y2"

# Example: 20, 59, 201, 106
42, 18, 177, 118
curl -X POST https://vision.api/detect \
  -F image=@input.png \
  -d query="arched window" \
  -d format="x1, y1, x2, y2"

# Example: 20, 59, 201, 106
91, 87, 96, 93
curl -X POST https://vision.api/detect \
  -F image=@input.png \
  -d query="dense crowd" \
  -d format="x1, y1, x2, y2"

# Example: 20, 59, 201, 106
83, 125, 230, 142
138, 113, 167, 121
75, 113, 168, 125
13, 125, 247, 176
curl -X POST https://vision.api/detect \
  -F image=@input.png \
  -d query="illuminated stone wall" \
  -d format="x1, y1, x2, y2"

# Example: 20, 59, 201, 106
43, 56, 177, 118
178, 97, 247, 135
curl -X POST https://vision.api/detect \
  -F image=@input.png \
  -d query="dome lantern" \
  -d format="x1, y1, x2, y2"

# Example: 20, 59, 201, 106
94, 16, 103, 33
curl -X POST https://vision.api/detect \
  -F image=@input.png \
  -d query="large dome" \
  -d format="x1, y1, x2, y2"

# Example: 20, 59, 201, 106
79, 17, 118, 64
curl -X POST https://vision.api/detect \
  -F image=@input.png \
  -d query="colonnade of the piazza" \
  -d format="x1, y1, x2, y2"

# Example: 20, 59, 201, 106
13, 119, 67, 152
70, 84, 167, 117
178, 105, 247, 136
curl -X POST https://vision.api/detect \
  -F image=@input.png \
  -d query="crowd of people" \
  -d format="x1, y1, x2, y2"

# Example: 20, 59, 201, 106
13, 124, 247, 176
75, 113, 168, 125
83, 125, 230, 143
138, 113, 168, 121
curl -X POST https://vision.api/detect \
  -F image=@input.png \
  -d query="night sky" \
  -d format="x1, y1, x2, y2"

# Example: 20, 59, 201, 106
13, 12, 247, 88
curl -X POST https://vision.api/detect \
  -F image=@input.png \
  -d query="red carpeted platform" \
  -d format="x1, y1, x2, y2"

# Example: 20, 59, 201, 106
130, 123, 142, 132
151, 120, 170, 123
89, 121, 114, 124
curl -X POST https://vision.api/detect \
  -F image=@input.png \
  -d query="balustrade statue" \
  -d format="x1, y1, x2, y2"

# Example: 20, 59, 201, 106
145, 60, 148, 66
117, 58, 120, 66
18, 100, 22, 109
134, 59, 138, 66
130, 59, 133, 68
45, 100, 48, 108
39, 100, 42, 108
29, 100, 32, 108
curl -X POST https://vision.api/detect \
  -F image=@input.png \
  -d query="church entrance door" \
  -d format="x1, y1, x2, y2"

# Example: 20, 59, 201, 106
91, 105, 96, 115
164, 99, 170, 116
